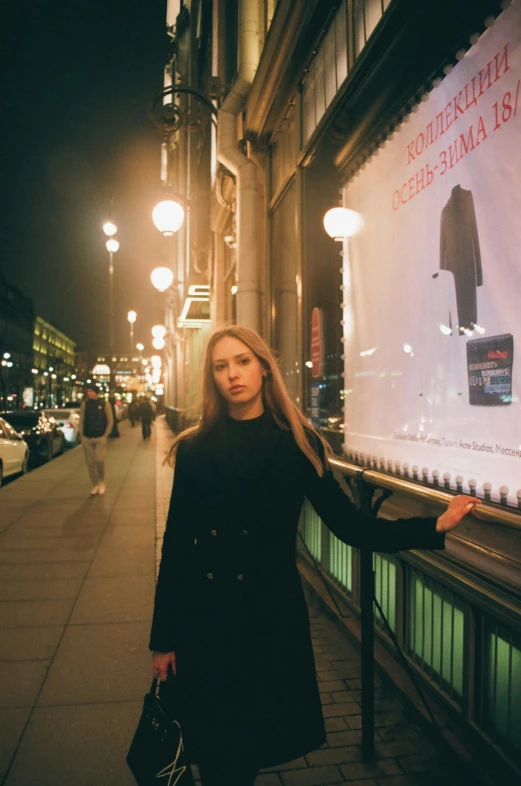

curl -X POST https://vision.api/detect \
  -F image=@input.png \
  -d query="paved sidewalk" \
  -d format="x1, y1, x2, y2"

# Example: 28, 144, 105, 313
0, 418, 471, 785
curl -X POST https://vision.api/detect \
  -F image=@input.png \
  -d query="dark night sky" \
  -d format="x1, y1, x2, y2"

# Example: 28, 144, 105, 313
0, 0, 171, 360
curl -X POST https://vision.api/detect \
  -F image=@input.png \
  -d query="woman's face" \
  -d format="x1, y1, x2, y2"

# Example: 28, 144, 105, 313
212, 336, 265, 416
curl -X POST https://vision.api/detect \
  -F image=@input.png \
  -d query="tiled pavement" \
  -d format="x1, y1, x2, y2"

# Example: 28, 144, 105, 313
0, 417, 473, 785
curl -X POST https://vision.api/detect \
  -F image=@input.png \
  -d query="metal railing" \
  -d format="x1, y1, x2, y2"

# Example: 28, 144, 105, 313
298, 457, 521, 777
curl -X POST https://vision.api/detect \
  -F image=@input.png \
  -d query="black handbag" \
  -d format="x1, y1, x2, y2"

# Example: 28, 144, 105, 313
127, 676, 195, 786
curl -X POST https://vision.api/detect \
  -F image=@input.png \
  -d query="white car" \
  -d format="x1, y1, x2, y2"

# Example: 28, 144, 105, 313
43, 408, 80, 445
0, 416, 29, 486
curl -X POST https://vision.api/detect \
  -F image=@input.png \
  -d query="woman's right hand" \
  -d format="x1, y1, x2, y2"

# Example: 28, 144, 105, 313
152, 650, 176, 681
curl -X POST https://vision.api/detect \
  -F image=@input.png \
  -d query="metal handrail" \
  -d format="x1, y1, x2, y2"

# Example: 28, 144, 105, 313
329, 457, 521, 532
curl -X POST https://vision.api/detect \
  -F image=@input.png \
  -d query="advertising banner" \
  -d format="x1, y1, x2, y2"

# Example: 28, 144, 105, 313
343, 0, 521, 505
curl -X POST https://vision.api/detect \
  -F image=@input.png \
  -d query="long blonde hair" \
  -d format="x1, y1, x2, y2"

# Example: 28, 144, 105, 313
166, 326, 331, 476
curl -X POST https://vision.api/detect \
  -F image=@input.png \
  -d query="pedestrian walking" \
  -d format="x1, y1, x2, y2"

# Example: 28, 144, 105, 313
138, 396, 155, 440
78, 383, 113, 495
128, 397, 138, 427
108, 391, 120, 438
149, 326, 481, 786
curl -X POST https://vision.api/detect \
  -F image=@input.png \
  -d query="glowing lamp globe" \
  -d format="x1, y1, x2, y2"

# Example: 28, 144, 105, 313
136, 343, 144, 352
152, 200, 185, 236
151, 355, 162, 368
151, 267, 174, 292
152, 324, 166, 339
106, 238, 120, 253
127, 310, 137, 324
152, 337, 166, 350
103, 221, 117, 237
323, 207, 362, 240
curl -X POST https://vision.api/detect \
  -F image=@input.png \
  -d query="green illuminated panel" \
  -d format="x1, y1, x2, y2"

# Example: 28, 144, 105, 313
301, 500, 322, 561
409, 574, 464, 700
374, 554, 396, 633
328, 536, 352, 593
485, 628, 521, 754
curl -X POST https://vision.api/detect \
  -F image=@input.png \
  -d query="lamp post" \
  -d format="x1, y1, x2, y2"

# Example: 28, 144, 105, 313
127, 310, 137, 356
103, 221, 119, 383
324, 205, 376, 756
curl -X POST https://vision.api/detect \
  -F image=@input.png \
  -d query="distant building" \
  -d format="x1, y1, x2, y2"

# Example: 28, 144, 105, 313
94, 355, 148, 397
33, 316, 76, 406
74, 350, 89, 382
0, 274, 35, 409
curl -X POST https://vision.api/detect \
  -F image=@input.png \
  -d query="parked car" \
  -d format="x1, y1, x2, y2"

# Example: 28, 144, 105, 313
42, 408, 80, 445
1, 410, 65, 463
0, 416, 29, 486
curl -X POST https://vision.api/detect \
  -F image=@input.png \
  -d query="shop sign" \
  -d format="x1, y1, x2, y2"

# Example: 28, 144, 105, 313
311, 307, 324, 378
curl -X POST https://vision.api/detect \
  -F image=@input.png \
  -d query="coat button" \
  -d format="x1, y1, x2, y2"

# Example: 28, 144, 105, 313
237, 573, 243, 581
210, 529, 217, 536
242, 529, 248, 536
207, 573, 214, 580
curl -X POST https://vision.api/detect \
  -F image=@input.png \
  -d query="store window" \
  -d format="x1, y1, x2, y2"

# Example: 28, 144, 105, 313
302, 0, 392, 144
302, 147, 344, 454
354, 0, 392, 56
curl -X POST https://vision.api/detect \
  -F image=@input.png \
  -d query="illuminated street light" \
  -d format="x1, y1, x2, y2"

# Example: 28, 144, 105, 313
152, 324, 166, 339
152, 200, 184, 236
106, 238, 120, 253
151, 355, 162, 368
323, 207, 363, 240
151, 267, 174, 292
127, 310, 137, 356
103, 221, 118, 237
152, 337, 166, 350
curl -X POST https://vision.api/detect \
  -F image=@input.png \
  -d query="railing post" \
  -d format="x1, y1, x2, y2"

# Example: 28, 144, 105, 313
357, 474, 375, 761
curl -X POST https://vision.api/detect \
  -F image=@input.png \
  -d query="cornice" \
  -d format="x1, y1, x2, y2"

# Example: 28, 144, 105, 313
245, 0, 339, 139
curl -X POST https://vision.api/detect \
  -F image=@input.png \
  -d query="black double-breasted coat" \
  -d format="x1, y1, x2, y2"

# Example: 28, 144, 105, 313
149, 412, 444, 770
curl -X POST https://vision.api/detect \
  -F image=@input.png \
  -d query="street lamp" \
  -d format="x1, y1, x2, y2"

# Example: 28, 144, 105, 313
152, 324, 166, 339
152, 200, 185, 236
104, 230, 120, 380
127, 310, 137, 356
151, 267, 174, 292
323, 207, 363, 240
103, 221, 118, 237
152, 337, 166, 350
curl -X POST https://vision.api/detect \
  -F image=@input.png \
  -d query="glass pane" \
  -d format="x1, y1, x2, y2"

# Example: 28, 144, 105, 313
314, 47, 326, 126
324, 25, 337, 107
353, 0, 366, 58
364, 0, 384, 40
302, 74, 316, 143
335, 0, 348, 87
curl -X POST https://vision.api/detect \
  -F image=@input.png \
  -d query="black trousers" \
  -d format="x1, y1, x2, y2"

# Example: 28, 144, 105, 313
196, 761, 258, 786
141, 421, 152, 439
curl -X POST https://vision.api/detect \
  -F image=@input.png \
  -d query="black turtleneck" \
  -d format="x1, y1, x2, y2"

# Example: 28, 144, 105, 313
224, 410, 273, 482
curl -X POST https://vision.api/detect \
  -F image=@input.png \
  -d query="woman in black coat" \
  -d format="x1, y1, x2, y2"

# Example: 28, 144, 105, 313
150, 326, 479, 786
